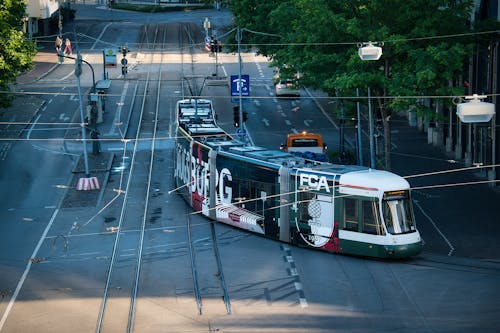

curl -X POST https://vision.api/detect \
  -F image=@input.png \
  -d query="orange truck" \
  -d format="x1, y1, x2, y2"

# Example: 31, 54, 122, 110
280, 132, 328, 161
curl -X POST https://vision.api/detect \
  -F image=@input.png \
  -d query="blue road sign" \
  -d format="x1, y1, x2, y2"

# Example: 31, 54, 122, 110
236, 128, 247, 138
231, 74, 250, 96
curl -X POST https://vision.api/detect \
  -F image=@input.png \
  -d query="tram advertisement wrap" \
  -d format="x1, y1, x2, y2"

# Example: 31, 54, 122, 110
175, 139, 270, 235
293, 171, 340, 252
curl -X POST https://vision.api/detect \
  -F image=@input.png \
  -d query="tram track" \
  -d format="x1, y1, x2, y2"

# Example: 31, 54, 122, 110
405, 254, 500, 276
179, 23, 232, 316
95, 21, 231, 331
186, 210, 232, 315
95, 23, 168, 332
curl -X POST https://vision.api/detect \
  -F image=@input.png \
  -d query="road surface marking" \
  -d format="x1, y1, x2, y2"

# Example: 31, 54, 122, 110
414, 200, 455, 256
0, 209, 60, 330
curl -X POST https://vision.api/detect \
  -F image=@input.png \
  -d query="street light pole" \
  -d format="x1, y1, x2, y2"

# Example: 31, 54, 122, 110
75, 52, 90, 177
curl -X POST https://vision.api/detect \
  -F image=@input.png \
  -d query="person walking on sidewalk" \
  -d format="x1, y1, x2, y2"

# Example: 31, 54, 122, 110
55, 36, 62, 53
64, 38, 73, 55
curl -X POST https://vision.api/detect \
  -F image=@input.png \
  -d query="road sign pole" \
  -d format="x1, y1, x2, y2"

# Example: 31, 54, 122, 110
237, 27, 244, 140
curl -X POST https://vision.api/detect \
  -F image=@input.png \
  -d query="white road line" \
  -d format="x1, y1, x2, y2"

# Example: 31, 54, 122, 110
92, 22, 113, 50
0, 209, 60, 330
413, 200, 455, 256
60, 69, 75, 82
27, 114, 41, 140
108, 81, 129, 136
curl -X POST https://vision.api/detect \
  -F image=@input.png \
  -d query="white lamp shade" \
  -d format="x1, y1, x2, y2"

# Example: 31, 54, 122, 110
358, 45, 382, 61
457, 100, 495, 123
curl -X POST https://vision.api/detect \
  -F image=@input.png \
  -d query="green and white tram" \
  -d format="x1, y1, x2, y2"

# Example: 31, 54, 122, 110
174, 99, 422, 259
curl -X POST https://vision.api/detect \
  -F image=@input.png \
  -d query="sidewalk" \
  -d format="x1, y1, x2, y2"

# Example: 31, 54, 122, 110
15, 47, 59, 85
0, 45, 59, 138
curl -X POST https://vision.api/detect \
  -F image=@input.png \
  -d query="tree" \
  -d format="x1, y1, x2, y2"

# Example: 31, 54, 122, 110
0, 0, 36, 108
230, 0, 476, 170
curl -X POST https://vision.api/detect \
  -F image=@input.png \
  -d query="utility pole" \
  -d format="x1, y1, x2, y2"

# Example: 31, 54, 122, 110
368, 87, 376, 169
75, 52, 90, 177
490, 41, 498, 186
356, 88, 364, 166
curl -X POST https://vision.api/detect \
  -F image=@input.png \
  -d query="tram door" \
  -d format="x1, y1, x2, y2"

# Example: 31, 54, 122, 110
294, 172, 335, 248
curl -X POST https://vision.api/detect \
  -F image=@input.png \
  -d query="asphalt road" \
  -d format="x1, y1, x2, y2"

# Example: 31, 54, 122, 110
0, 4, 499, 333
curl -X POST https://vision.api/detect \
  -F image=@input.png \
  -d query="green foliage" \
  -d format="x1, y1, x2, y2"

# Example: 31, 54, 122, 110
230, 0, 477, 118
0, 0, 36, 107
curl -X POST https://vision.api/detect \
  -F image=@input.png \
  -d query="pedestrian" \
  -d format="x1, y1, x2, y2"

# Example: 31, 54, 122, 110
55, 35, 62, 53
64, 38, 72, 55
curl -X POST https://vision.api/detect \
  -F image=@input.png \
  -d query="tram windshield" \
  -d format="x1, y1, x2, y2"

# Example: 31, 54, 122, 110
382, 190, 416, 235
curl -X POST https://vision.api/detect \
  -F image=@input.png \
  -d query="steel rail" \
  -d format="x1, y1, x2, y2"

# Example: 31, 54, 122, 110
179, 23, 204, 315
95, 23, 158, 333
210, 222, 232, 314
187, 210, 203, 314
127, 22, 166, 332
181, 22, 232, 316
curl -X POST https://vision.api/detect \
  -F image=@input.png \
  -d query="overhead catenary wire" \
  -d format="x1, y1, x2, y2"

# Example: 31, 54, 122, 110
6, 25, 498, 226
4, 89, 500, 101
16, 28, 500, 47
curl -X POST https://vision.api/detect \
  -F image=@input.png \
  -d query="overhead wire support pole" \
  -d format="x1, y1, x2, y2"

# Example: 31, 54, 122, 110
356, 88, 364, 166
234, 27, 280, 143
368, 87, 376, 169
237, 26, 244, 141
75, 52, 90, 177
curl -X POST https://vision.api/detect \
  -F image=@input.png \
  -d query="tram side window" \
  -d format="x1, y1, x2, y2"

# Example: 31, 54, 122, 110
344, 198, 359, 231
362, 201, 384, 235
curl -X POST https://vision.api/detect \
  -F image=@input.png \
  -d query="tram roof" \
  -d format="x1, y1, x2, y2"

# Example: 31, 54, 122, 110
339, 169, 410, 191
177, 99, 213, 107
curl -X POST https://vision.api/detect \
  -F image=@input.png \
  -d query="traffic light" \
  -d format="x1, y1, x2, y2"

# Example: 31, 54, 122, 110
120, 57, 128, 77
243, 111, 248, 122
233, 105, 240, 127
217, 41, 222, 52
75, 53, 82, 77
121, 46, 128, 57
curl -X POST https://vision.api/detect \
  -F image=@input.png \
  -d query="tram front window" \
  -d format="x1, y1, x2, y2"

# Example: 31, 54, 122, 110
382, 193, 416, 235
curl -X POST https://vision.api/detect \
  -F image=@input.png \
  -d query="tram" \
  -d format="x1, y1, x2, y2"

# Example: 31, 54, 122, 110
173, 99, 422, 259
